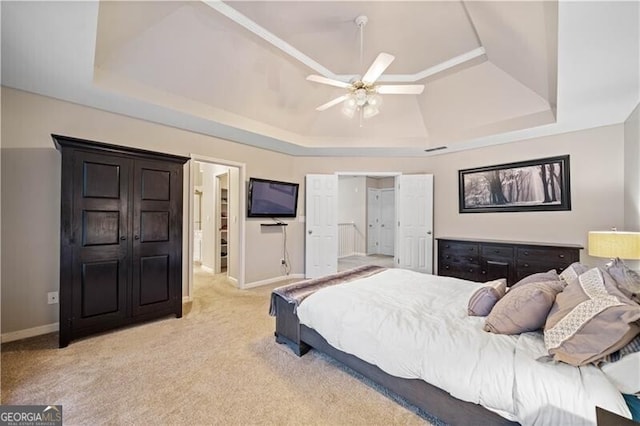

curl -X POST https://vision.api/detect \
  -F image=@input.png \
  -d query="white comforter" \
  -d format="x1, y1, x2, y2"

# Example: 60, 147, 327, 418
296, 269, 631, 425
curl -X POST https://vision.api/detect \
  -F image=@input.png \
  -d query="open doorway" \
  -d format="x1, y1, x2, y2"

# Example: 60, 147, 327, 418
188, 156, 246, 301
337, 174, 397, 271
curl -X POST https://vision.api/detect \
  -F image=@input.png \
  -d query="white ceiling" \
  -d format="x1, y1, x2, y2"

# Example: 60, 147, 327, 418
1, 1, 639, 156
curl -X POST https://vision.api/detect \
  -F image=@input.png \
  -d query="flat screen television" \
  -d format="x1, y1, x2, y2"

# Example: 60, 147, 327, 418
247, 177, 299, 218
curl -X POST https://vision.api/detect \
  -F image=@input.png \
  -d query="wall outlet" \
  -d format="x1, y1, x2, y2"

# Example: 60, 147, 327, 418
47, 291, 59, 305
281, 258, 286, 265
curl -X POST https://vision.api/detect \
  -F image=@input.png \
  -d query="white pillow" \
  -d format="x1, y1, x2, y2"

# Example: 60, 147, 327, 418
600, 352, 640, 394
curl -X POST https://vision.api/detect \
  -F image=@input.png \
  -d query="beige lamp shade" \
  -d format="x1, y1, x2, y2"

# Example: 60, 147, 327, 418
588, 231, 640, 260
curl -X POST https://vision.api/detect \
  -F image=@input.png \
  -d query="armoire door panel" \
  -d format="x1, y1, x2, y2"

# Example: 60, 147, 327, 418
72, 257, 128, 329
82, 211, 121, 246
140, 211, 170, 242
138, 255, 170, 305
82, 161, 121, 199
140, 168, 171, 201
80, 261, 121, 317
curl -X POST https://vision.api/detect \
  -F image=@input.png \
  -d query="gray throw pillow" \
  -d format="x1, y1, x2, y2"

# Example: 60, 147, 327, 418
484, 281, 561, 335
467, 279, 507, 317
511, 269, 560, 290
606, 258, 640, 303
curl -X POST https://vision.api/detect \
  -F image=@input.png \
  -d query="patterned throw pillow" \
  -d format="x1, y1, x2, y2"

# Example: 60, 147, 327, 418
544, 267, 640, 366
467, 279, 507, 317
484, 280, 562, 335
559, 262, 590, 285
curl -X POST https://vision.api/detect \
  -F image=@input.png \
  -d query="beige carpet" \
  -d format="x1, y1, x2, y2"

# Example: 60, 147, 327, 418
1, 270, 435, 425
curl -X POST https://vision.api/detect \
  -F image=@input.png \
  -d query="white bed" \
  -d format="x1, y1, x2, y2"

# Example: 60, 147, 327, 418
295, 268, 632, 426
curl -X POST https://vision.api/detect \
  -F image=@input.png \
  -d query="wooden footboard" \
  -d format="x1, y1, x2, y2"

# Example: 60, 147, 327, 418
273, 292, 519, 426
273, 293, 309, 356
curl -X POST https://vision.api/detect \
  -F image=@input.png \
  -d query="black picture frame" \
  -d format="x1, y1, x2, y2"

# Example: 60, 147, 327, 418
459, 155, 571, 213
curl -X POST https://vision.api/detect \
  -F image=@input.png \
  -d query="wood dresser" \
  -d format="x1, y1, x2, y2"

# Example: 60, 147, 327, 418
436, 237, 583, 286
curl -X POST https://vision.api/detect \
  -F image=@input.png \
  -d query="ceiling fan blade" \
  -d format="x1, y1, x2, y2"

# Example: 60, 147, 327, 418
307, 75, 352, 89
316, 95, 349, 111
362, 52, 395, 84
377, 84, 425, 95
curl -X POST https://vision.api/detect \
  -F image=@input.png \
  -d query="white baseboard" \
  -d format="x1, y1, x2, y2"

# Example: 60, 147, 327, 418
228, 276, 239, 287
243, 273, 305, 289
200, 265, 214, 273
2, 322, 59, 343
182, 296, 193, 303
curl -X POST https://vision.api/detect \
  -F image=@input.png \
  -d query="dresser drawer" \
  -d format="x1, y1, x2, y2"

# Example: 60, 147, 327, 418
439, 241, 479, 256
439, 262, 483, 281
481, 245, 514, 260
440, 252, 480, 265
517, 247, 575, 263
515, 260, 568, 281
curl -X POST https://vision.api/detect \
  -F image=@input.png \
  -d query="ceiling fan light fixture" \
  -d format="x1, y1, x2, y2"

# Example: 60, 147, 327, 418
367, 93, 382, 108
341, 99, 357, 118
354, 88, 368, 106
363, 104, 379, 119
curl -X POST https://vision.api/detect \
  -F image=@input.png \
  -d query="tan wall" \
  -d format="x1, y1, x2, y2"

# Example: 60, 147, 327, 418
0, 86, 631, 336
427, 125, 625, 269
294, 125, 627, 270
0, 87, 297, 334
624, 102, 640, 270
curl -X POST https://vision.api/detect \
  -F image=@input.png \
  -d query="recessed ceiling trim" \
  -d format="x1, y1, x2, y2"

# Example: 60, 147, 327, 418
202, 0, 339, 79
203, 1, 485, 84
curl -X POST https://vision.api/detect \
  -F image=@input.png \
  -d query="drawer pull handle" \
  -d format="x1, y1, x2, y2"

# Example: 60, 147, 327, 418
445, 266, 450, 270
481, 270, 486, 275
523, 263, 529, 268
468, 257, 473, 261
445, 245, 450, 248
523, 251, 529, 256
445, 255, 450, 259
558, 267, 565, 271
469, 269, 474, 272
558, 254, 565, 258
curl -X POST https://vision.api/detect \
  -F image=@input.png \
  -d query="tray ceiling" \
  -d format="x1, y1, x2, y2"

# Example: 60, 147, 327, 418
2, 1, 639, 156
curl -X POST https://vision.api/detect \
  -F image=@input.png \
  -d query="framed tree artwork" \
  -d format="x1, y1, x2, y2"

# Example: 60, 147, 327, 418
459, 155, 571, 213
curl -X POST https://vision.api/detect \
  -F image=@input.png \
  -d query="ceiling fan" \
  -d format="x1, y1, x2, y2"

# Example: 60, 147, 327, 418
307, 15, 424, 119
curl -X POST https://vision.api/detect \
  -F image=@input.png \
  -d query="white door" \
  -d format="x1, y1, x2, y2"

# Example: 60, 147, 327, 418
379, 189, 395, 256
396, 175, 434, 273
367, 188, 380, 254
305, 174, 338, 278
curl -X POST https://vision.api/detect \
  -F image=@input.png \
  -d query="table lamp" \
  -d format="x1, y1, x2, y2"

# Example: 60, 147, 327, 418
588, 229, 640, 266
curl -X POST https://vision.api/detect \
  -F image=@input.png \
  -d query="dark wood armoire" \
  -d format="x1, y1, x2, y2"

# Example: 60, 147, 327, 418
53, 135, 188, 347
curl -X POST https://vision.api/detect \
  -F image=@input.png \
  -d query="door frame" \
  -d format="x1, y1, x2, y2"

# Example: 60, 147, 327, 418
336, 171, 401, 261
187, 154, 246, 301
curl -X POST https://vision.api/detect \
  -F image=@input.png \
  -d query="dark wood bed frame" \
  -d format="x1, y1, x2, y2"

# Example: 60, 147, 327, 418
273, 294, 519, 425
